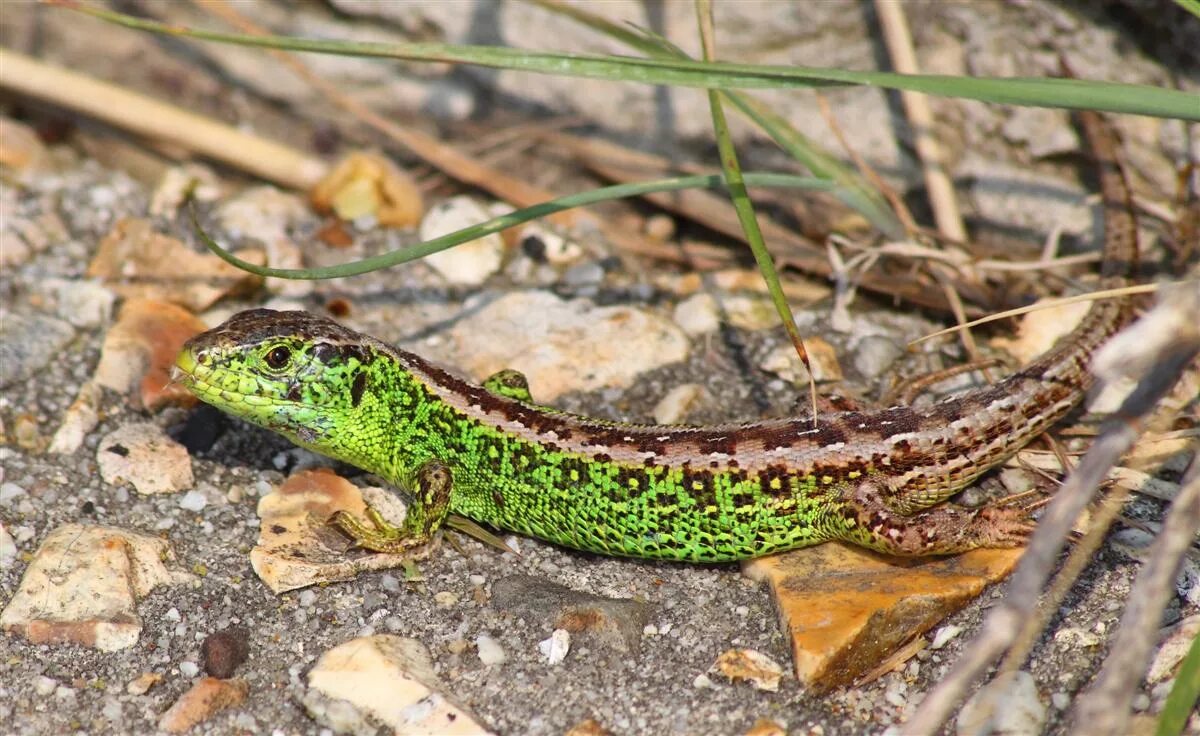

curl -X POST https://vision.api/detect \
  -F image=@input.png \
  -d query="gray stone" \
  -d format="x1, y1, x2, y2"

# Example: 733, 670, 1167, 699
0, 313, 75, 389
491, 574, 651, 654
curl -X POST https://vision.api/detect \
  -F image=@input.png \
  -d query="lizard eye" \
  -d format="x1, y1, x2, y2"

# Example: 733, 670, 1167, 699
265, 346, 292, 370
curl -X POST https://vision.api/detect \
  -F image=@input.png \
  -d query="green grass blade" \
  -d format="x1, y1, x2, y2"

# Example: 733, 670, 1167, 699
64, 3, 1199, 120
527, 0, 904, 239
1155, 628, 1200, 736
1175, 0, 1200, 19
191, 172, 831, 279
695, 0, 816, 419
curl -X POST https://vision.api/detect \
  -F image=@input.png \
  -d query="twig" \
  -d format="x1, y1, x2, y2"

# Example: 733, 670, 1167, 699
0, 48, 327, 189
910, 281, 1174, 346
874, 0, 967, 243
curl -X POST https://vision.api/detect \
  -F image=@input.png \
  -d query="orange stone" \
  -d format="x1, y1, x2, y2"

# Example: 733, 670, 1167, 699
743, 543, 1023, 691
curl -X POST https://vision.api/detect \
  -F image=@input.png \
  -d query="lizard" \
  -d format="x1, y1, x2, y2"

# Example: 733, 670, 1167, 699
173, 109, 1138, 563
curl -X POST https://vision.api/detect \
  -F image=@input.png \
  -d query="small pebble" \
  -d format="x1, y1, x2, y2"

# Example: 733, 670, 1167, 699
433, 591, 459, 607
931, 625, 962, 650
179, 491, 207, 512
202, 627, 250, 679
673, 293, 721, 336
298, 590, 318, 608
101, 698, 123, 721
476, 634, 507, 665
852, 335, 903, 380
0, 482, 27, 503
644, 214, 676, 241
538, 629, 571, 665
179, 661, 200, 678
0, 525, 16, 568
652, 384, 703, 424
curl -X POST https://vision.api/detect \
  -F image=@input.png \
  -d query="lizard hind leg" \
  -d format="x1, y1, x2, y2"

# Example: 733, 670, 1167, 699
836, 480, 1034, 556
483, 368, 535, 403
329, 459, 453, 554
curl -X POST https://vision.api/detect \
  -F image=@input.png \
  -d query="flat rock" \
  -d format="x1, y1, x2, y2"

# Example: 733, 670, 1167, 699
0, 312, 75, 389
742, 543, 1023, 691
250, 468, 433, 593
0, 523, 192, 651
490, 574, 651, 654
303, 635, 492, 735
434, 291, 688, 401
97, 422, 194, 495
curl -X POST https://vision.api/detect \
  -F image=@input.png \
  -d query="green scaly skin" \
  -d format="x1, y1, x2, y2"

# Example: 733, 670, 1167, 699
174, 110, 1137, 563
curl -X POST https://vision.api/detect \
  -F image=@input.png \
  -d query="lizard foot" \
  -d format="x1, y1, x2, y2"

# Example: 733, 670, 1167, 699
329, 459, 453, 554
839, 480, 1034, 556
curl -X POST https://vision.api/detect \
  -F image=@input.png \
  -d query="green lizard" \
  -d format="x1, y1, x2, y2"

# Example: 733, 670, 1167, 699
174, 110, 1136, 562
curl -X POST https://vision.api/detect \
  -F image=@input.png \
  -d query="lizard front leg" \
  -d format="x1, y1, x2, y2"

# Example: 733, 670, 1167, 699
329, 459, 453, 553
836, 479, 1033, 556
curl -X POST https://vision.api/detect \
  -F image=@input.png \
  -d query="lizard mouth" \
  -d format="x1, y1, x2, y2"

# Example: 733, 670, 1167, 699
172, 345, 233, 403
172, 346, 199, 387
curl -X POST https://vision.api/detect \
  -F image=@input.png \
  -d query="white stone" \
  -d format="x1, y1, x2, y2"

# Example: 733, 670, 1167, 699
956, 671, 1046, 736
49, 382, 102, 455
0, 482, 26, 504
0, 524, 192, 651
97, 422, 194, 495
178, 491, 208, 512
304, 635, 492, 735
475, 634, 507, 666
433, 291, 689, 401
652, 384, 703, 425
931, 625, 963, 650
45, 278, 117, 328
0, 523, 16, 569
419, 196, 505, 285
538, 629, 570, 665
673, 293, 721, 336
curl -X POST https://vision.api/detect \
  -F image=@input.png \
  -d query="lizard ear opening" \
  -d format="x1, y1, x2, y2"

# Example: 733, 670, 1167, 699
350, 372, 368, 408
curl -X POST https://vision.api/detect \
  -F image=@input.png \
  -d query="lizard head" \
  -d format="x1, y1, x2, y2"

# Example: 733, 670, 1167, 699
175, 309, 382, 456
